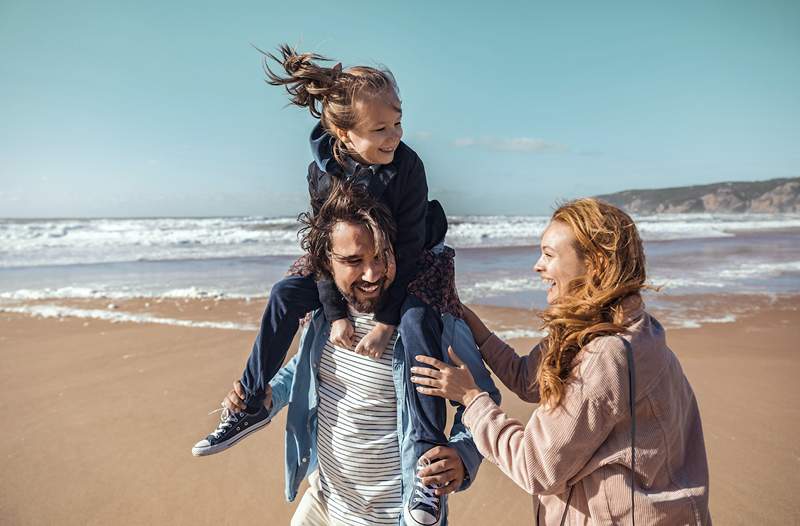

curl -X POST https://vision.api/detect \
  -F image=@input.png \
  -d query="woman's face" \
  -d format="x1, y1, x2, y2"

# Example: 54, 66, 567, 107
534, 221, 588, 304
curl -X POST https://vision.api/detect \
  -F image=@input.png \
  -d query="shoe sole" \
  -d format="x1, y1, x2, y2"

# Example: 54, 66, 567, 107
403, 502, 444, 526
191, 417, 271, 457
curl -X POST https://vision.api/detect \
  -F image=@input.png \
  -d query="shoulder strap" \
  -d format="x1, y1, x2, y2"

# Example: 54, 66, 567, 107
620, 336, 637, 526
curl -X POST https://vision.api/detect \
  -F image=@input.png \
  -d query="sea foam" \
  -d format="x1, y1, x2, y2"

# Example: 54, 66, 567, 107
0, 304, 258, 331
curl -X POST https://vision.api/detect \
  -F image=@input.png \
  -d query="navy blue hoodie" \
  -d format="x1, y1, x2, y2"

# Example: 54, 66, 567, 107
307, 123, 446, 325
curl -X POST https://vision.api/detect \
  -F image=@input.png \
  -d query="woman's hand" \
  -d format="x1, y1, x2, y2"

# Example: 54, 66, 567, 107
418, 446, 467, 496
411, 346, 484, 407
330, 318, 354, 349
355, 322, 396, 358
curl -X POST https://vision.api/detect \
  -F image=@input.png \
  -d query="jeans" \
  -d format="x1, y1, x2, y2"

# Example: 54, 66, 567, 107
239, 275, 447, 460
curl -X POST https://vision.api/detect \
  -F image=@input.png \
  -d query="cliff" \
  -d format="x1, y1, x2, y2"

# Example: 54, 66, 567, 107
595, 177, 800, 214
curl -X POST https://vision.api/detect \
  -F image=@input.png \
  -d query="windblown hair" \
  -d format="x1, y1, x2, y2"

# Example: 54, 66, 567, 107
298, 178, 397, 279
262, 44, 399, 165
537, 198, 647, 408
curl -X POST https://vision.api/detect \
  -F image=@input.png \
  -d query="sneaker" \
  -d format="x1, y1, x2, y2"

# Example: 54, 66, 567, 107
191, 405, 271, 457
404, 460, 443, 526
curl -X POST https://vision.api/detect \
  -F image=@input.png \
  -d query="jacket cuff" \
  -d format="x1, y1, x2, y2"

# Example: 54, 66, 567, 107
448, 438, 481, 492
463, 391, 497, 430
317, 280, 348, 321
374, 294, 403, 326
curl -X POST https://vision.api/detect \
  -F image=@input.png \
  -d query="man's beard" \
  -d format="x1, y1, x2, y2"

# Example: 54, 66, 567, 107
340, 278, 389, 313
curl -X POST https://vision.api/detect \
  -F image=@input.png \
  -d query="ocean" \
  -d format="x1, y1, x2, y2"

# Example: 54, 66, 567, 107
2, 214, 799, 331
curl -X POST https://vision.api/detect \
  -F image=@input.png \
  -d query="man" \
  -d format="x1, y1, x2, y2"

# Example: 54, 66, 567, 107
195, 183, 499, 525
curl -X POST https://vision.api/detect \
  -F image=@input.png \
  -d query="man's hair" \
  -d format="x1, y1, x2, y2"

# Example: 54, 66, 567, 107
298, 179, 397, 279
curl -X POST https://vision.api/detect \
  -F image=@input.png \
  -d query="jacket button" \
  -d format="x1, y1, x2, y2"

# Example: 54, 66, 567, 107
301, 457, 308, 463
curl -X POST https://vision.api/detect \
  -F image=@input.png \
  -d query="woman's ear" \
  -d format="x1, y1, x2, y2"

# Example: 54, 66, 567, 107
589, 254, 607, 279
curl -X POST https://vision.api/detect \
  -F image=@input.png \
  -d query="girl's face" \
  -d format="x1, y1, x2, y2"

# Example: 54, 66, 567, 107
533, 221, 588, 304
339, 90, 403, 165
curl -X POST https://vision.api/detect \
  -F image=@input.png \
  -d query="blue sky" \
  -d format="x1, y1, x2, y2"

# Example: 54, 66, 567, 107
1, 0, 798, 217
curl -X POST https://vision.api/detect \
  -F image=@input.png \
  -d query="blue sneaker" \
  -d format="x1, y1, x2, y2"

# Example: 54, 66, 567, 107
191, 405, 271, 456
404, 459, 443, 526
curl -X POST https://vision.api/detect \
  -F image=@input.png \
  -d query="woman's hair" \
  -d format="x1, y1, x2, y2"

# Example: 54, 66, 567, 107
537, 198, 647, 408
262, 44, 399, 165
298, 178, 397, 279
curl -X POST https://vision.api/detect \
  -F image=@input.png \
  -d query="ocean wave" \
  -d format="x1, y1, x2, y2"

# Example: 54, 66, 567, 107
0, 217, 304, 267
0, 286, 261, 301
457, 276, 544, 303
2, 213, 799, 267
494, 328, 546, 340
717, 261, 800, 279
0, 304, 259, 331
668, 314, 738, 329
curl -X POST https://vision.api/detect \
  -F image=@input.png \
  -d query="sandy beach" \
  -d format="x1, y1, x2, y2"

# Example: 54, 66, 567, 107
1, 296, 798, 525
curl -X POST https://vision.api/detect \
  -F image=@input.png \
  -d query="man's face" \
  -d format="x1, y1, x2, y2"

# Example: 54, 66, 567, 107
328, 221, 396, 313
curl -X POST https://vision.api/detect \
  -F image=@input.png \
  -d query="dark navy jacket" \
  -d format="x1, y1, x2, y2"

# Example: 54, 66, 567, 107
307, 123, 447, 325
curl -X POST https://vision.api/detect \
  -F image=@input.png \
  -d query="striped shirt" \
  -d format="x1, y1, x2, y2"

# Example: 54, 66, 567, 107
316, 309, 402, 526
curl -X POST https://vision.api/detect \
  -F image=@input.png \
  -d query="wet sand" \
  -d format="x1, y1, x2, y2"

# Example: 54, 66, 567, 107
0, 297, 798, 525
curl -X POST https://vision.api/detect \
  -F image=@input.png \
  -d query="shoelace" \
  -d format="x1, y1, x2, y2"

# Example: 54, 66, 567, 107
412, 482, 439, 510
412, 458, 440, 511
207, 406, 240, 439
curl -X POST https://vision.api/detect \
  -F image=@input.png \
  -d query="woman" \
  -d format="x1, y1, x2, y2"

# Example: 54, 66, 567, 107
411, 199, 711, 525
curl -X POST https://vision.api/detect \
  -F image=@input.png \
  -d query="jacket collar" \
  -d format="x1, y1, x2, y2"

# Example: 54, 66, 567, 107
309, 122, 399, 197
620, 294, 645, 325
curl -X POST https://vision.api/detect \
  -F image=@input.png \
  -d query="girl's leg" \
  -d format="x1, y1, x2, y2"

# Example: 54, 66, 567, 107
399, 295, 448, 460
401, 296, 448, 526
240, 274, 321, 412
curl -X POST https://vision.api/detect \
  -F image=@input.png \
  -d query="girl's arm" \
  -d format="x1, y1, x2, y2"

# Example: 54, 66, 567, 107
307, 163, 349, 322
374, 151, 429, 326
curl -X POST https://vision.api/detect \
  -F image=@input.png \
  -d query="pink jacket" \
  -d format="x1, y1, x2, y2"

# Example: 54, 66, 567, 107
463, 296, 711, 525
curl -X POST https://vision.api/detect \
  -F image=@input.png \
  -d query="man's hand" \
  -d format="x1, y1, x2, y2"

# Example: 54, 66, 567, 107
354, 322, 395, 358
330, 318, 354, 349
222, 380, 272, 413
418, 446, 467, 496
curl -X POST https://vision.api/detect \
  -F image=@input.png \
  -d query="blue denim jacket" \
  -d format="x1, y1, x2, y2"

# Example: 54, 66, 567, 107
267, 308, 501, 524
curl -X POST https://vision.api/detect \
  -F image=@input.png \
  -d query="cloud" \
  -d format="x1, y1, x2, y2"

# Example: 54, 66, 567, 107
452, 136, 568, 153
412, 131, 432, 141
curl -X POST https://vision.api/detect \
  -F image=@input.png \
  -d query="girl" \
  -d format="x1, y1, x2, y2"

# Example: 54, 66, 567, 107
192, 45, 457, 526
411, 199, 711, 525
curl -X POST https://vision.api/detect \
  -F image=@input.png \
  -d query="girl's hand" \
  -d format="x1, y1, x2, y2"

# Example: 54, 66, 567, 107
330, 318, 354, 349
355, 322, 395, 358
411, 346, 484, 406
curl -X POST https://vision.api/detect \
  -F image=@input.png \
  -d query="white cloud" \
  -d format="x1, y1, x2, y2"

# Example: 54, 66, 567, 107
452, 136, 568, 153
452, 137, 476, 147
412, 131, 433, 141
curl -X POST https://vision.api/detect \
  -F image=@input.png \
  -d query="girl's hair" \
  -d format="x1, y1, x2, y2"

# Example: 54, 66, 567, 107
298, 178, 396, 279
262, 44, 399, 165
536, 198, 647, 408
